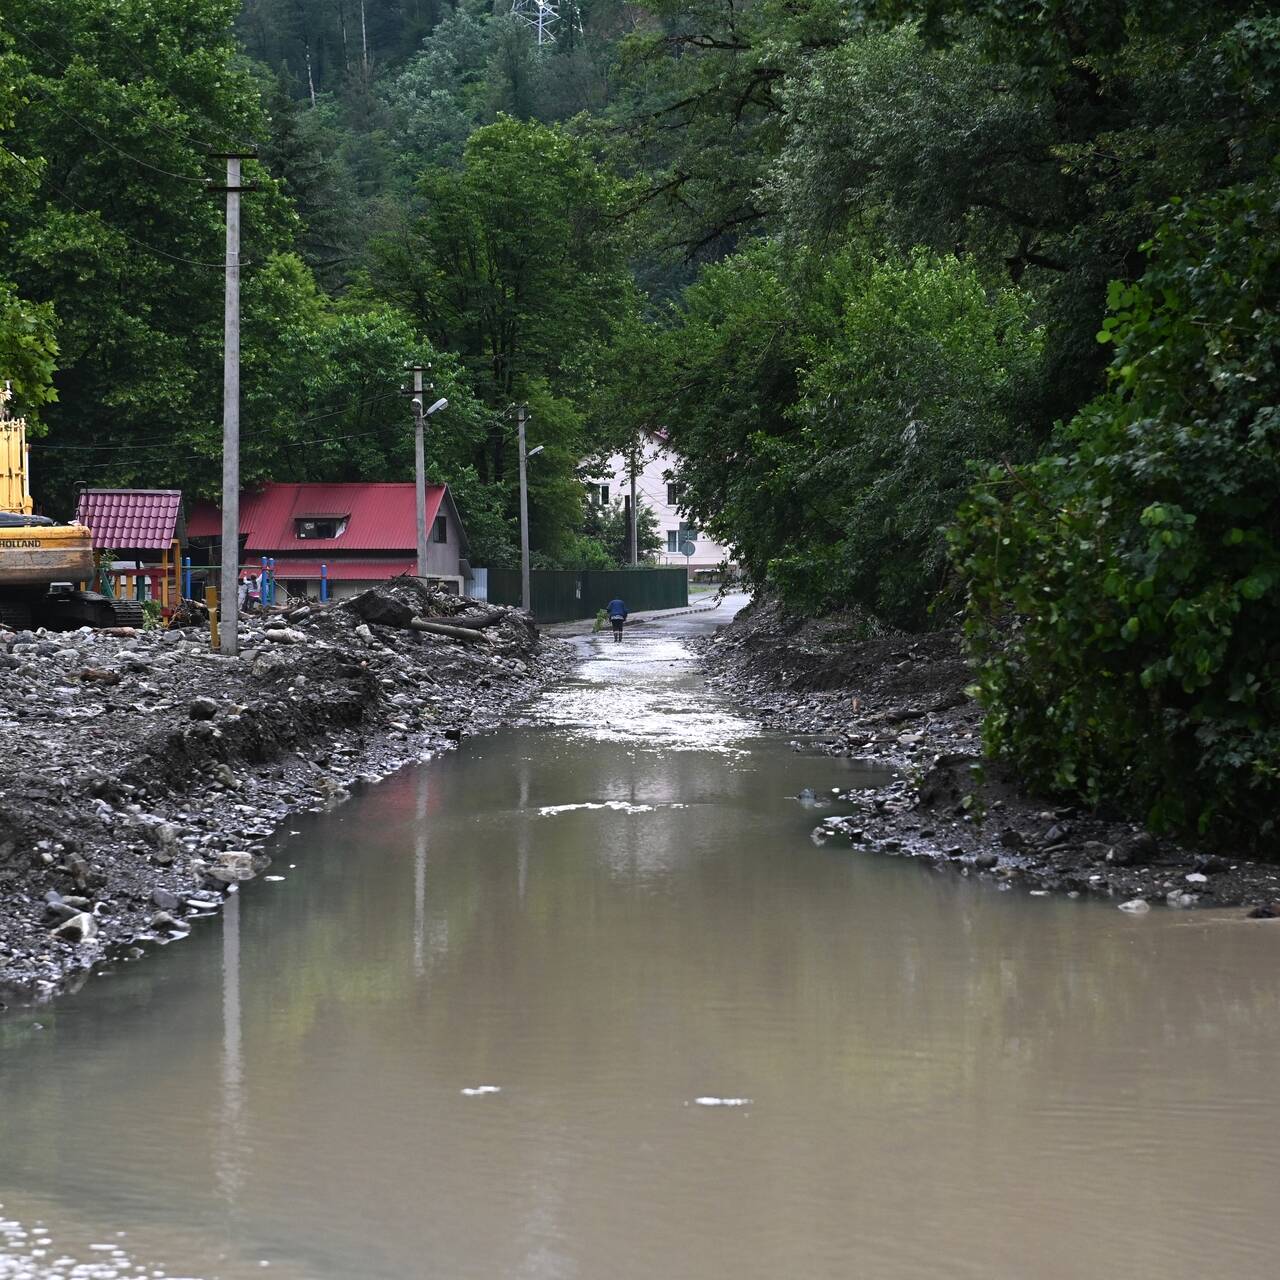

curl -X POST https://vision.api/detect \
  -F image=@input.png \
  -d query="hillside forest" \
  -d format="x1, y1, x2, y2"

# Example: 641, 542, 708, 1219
1, 0, 1278, 847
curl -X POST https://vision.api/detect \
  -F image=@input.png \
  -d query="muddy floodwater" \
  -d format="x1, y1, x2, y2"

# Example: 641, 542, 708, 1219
2, 598, 1279, 1280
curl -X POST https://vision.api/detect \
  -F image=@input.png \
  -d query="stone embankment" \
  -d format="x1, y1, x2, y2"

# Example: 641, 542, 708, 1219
0, 579, 571, 1007
701, 598, 1280, 915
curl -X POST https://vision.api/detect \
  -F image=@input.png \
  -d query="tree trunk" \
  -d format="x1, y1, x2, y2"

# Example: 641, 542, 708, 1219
360, 0, 370, 83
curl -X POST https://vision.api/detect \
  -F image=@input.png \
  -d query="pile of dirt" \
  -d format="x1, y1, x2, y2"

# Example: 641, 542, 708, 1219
700, 598, 1280, 915
0, 579, 572, 1007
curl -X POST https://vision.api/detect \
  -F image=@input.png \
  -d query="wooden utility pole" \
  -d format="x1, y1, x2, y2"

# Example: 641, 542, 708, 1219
211, 152, 256, 657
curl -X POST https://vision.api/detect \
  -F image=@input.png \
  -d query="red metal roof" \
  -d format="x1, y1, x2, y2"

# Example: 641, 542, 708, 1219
188, 482, 446, 552
75, 489, 183, 553
264, 558, 418, 581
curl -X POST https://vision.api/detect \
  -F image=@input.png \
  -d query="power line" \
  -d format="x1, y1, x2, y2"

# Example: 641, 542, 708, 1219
28, 392, 408, 453
1, 142, 240, 269
6, 24, 242, 154
19, 77, 211, 184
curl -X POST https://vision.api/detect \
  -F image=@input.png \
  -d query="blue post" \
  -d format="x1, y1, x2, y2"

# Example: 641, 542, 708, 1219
268, 557, 277, 605
260, 557, 267, 607
320, 563, 328, 603
183, 556, 192, 600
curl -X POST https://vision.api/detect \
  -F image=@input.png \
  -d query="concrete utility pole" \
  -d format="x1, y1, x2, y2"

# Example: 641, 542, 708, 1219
517, 404, 532, 613
629, 441, 639, 566
407, 364, 429, 578
211, 152, 255, 657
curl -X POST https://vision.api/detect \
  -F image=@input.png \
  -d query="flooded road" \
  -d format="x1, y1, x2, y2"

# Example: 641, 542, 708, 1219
2, 598, 1280, 1279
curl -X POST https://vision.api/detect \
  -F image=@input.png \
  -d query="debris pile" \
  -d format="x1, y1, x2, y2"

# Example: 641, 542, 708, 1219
0, 578, 570, 1006
701, 597, 1280, 912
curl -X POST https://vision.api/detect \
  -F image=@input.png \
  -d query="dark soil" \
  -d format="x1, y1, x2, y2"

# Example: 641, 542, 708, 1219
0, 578, 572, 1009
700, 598, 1280, 917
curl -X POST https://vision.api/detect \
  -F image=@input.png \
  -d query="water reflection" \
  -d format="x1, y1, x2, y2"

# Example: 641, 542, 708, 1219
0, 599, 1278, 1279
216, 892, 246, 1211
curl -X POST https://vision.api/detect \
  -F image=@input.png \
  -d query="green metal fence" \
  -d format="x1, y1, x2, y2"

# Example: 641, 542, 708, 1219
484, 567, 688, 622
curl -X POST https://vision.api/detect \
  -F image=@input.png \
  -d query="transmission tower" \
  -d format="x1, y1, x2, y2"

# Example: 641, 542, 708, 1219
509, 0, 580, 46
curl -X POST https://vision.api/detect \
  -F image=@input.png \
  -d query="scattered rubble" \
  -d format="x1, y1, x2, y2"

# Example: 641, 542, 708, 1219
700, 598, 1280, 914
0, 577, 571, 1008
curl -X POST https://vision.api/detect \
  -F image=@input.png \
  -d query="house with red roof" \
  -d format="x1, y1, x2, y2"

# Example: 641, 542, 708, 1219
187, 482, 470, 601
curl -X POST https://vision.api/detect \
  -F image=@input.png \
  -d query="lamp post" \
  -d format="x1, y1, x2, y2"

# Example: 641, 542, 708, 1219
516, 403, 544, 614
406, 363, 448, 579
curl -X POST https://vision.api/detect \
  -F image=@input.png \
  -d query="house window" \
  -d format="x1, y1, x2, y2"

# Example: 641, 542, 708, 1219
433, 515, 448, 544
667, 482, 683, 506
295, 517, 346, 540
668, 521, 697, 554
587, 483, 609, 505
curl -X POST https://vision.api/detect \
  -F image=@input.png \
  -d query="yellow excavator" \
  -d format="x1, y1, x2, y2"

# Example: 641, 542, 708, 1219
1, 385, 143, 630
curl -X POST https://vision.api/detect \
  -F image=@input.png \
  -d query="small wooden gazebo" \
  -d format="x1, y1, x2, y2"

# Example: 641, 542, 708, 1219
74, 488, 186, 613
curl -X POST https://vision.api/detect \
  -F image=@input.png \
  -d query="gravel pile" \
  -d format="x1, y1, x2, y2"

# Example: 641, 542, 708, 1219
0, 578, 572, 1007
701, 598, 1280, 915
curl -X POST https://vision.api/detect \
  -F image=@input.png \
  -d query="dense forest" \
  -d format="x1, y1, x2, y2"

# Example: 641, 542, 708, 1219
2, 0, 1277, 845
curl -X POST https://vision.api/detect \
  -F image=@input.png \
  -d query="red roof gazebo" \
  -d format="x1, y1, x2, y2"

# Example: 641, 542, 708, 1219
74, 488, 186, 612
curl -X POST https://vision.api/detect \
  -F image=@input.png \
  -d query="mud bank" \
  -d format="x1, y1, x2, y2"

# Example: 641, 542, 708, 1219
701, 599, 1280, 915
0, 579, 572, 1008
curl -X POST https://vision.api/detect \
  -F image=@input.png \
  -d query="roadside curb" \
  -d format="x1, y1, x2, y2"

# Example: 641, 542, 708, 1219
543, 595, 732, 636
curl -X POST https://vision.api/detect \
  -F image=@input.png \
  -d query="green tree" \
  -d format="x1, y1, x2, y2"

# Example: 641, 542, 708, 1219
0, 0, 294, 512
951, 170, 1280, 848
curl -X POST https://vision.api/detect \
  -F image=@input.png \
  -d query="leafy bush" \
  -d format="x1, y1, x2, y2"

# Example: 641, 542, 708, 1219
950, 170, 1280, 849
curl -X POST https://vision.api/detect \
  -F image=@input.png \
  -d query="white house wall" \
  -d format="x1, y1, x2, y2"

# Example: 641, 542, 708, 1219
589, 440, 734, 570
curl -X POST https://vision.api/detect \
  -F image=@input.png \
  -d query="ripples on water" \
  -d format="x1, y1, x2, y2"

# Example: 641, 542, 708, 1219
2, 603, 1280, 1280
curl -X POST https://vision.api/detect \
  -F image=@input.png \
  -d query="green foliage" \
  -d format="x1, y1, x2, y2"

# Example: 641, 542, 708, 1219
580, 496, 663, 568
0, 281, 57, 418
655, 242, 1039, 626
950, 171, 1280, 849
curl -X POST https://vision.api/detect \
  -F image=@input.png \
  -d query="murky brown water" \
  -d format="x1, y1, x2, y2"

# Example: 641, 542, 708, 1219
2, 598, 1279, 1280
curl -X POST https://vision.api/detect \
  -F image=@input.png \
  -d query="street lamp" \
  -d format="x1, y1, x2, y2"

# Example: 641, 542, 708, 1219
407, 363, 449, 579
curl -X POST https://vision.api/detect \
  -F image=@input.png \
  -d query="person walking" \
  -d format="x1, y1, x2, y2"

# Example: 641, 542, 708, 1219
606, 595, 628, 643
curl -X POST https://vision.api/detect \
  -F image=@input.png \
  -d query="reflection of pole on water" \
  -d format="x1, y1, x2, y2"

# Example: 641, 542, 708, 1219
216, 890, 246, 1208
414, 773, 428, 979
517, 757, 531, 906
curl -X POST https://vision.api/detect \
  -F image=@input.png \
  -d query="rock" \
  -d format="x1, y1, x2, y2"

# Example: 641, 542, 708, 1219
1082, 841, 1112, 861
204, 850, 256, 884
1043, 823, 1070, 844
348, 589, 414, 629
1184, 872, 1209, 885
1130, 831, 1158, 860
998, 828, 1025, 849
797, 787, 817, 801
1118, 898, 1150, 914
188, 696, 218, 720
149, 911, 188, 932
265, 627, 306, 645
51, 912, 98, 942
1246, 902, 1279, 919
151, 888, 180, 912
973, 852, 999, 870
1194, 853, 1228, 875
79, 667, 121, 685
